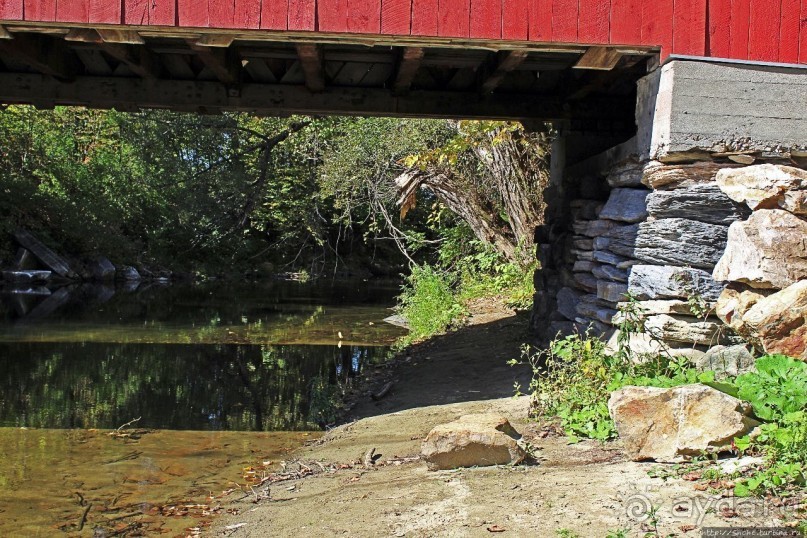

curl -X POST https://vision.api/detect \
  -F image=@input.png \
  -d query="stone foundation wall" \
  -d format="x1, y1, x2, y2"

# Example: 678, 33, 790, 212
531, 59, 807, 359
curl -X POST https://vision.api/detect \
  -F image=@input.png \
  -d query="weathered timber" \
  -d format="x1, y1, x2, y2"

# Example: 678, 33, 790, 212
295, 44, 325, 93
573, 47, 622, 70
479, 50, 529, 94
0, 73, 635, 121
13, 229, 77, 278
392, 47, 424, 95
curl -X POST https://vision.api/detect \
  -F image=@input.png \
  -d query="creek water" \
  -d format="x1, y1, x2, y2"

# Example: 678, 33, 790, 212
0, 279, 406, 537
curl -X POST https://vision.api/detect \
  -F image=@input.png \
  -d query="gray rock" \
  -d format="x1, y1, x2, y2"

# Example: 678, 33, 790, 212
592, 250, 631, 266
609, 385, 760, 462
556, 287, 583, 322
592, 264, 628, 282
616, 299, 699, 316
88, 256, 116, 281
606, 160, 645, 187
592, 236, 610, 250
421, 414, 527, 470
644, 314, 734, 346
605, 219, 728, 270
117, 266, 141, 281
577, 298, 617, 324
583, 219, 620, 238
599, 188, 650, 223
573, 237, 594, 250
646, 184, 751, 226
695, 345, 755, 379
2, 270, 51, 283
571, 249, 594, 262
713, 209, 807, 289
573, 272, 598, 293
597, 281, 628, 303
570, 199, 604, 221
628, 265, 725, 302
573, 260, 597, 272
383, 314, 410, 329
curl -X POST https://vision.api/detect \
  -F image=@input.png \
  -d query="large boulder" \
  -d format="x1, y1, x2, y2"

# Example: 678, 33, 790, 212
421, 414, 527, 471
695, 345, 756, 379
116, 266, 141, 281
88, 256, 116, 281
741, 280, 807, 359
609, 385, 760, 462
628, 265, 725, 302
716, 164, 807, 215
712, 209, 807, 289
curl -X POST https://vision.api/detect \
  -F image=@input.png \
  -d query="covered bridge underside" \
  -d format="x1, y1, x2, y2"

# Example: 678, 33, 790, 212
0, 25, 653, 136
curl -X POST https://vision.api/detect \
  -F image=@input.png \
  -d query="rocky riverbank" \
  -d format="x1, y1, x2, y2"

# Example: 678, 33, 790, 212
210, 302, 786, 537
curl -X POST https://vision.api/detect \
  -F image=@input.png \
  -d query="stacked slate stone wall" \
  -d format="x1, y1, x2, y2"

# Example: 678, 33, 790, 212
539, 160, 753, 355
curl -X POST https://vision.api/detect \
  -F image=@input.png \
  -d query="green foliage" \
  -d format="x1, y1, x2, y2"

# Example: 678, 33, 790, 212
729, 355, 807, 497
735, 354, 807, 422
516, 333, 716, 443
398, 265, 465, 341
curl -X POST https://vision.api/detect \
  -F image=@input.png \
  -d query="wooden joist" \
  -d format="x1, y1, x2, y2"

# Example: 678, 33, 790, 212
392, 47, 424, 95
295, 43, 325, 93
573, 47, 622, 70
189, 42, 240, 85
0, 34, 77, 79
99, 43, 161, 79
0, 72, 635, 122
479, 50, 528, 93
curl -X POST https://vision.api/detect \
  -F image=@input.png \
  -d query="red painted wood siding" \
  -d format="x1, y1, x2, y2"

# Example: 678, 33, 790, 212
0, 0, 803, 64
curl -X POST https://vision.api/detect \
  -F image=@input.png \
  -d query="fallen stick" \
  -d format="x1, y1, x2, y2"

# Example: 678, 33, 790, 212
363, 448, 376, 468
77, 504, 92, 532
371, 382, 393, 401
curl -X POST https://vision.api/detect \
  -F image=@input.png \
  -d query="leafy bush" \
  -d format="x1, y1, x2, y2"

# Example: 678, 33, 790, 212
730, 355, 807, 497
398, 265, 465, 341
517, 334, 807, 499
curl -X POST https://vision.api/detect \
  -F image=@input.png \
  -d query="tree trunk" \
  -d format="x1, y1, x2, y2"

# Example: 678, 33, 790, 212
395, 169, 519, 261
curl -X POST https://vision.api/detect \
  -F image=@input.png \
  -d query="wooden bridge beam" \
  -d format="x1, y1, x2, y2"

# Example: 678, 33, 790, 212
0, 34, 77, 80
479, 50, 528, 94
0, 73, 635, 124
99, 43, 161, 79
392, 47, 424, 95
295, 44, 325, 93
189, 41, 240, 85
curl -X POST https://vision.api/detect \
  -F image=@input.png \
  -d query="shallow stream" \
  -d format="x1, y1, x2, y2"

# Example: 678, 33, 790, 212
0, 279, 405, 536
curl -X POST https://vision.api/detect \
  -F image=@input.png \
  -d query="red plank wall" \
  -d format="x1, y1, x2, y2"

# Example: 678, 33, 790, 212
2, 0, 805, 64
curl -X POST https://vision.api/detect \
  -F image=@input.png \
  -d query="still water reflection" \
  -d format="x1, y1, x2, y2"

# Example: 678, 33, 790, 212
0, 279, 406, 536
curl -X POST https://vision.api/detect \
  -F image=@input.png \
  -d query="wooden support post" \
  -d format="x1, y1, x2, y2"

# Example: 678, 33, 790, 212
295, 44, 325, 93
392, 47, 424, 95
100, 43, 161, 79
479, 50, 528, 94
573, 46, 623, 70
189, 41, 240, 85
0, 34, 77, 80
